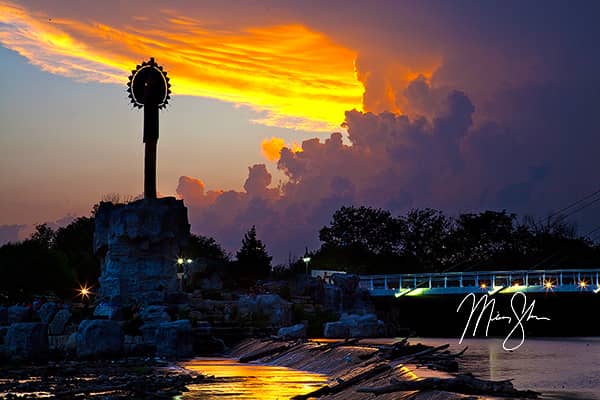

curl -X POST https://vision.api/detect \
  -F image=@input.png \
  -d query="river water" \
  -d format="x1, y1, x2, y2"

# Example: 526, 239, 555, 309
179, 338, 600, 399
415, 337, 600, 400
179, 358, 327, 399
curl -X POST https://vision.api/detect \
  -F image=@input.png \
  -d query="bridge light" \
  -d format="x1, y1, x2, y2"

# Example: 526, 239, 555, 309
480, 283, 487, 289
580, 281, 587, 288
177, 258, 184, 265
544, 280, 554, 290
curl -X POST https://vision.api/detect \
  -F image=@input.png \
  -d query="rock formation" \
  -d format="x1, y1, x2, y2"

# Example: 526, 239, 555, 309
93, 197, 190, 306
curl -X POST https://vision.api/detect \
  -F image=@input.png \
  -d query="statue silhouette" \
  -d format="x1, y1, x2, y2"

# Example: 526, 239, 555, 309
127, 58, 171, 199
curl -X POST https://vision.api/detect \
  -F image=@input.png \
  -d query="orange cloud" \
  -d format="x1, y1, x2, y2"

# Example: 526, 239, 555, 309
0, 1, 364, 131
261, 137, 302, 161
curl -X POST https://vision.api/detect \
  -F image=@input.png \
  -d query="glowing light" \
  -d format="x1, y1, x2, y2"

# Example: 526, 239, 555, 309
186, 258, 193, 264
177, 258, 184, 265
488, 286, 504, 295
480, 283, 487, 289
77, 284, 93, 300
0, 3, 364, 131
594, 286, 600, 294
394, 288, 413, 298
579, 281, 587, 288
405, 288, 428, 296
544, 281, 553, 289
303, 257, 311, 263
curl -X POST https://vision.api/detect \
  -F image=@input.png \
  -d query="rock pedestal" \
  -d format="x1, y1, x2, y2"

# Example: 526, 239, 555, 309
94, 197, 190, 306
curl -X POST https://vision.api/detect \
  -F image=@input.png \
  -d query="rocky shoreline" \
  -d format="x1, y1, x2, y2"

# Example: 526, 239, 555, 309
0, 357, 209, 399
0, 336, 541, 399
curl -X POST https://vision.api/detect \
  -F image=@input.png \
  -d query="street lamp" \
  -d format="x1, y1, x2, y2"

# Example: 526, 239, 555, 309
303, 256, 311, 277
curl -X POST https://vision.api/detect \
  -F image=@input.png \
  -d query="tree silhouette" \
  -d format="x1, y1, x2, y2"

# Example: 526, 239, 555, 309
236, 226, 272, 282
186, 234, 229, 262
53, 216, 99, 287
319, 206, 401, 254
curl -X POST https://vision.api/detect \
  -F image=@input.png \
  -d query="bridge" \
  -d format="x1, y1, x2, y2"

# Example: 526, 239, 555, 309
359, 268, 600, 297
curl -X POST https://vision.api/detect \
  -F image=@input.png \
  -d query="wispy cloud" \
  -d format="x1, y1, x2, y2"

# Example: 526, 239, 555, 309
0, 1, 363, 131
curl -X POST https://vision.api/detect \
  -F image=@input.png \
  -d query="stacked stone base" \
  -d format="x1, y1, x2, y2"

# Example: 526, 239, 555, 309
94, 197, 190, 306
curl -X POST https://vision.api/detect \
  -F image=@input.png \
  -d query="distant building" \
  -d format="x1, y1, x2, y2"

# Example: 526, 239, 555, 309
311, 269, 346, 284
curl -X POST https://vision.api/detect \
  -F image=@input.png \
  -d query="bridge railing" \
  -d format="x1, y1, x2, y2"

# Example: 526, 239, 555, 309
359, 268, 600, 295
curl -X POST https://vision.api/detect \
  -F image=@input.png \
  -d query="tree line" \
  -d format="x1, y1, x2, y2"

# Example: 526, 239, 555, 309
312, 206, 599, 274
1, 203, 599, 301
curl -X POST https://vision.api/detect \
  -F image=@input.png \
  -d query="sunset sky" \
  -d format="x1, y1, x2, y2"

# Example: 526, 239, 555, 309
1, 1, 600, 260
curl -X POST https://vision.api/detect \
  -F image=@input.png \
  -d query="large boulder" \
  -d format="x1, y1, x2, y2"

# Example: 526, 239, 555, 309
94, 197, 190, 305
65, 332, 78, 355
38, 302, 59, 324
93, 302, 123, 320
324, 313, 380, 338
6, 322, 48, 360
139, 305, 170, 344
49, 309, 72, 335
278, 323, 307, 339
238, 294, 292, 327
155, 319, 193, 359
323, 321, 350, 338
77, 319, 123, 359
331, 274, 373, 314
259, 294, 292, 326
8, 305, 30, 324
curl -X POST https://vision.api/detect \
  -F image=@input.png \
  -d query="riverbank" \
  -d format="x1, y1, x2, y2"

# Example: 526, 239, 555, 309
0, 357, 207, 398
183, 338, 539, 400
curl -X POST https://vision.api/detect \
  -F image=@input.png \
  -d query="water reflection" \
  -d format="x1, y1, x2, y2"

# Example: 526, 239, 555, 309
180, 358, 327, 400
413, 337, 600, 400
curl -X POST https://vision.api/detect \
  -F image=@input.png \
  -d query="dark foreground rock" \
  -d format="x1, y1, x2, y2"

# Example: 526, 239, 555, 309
49, 309, 72, 335
76, 319, 123, 358
0, 358, 209, 399
37, 302, 59, 324
155, 319, 193, 359
324, 313, 382, 338
8, 305, 30, 324
278, 323, 307, 339
6, 322, 48, 360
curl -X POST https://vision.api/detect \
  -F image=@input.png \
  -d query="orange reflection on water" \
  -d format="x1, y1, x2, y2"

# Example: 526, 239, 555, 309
180, 358, 328, 400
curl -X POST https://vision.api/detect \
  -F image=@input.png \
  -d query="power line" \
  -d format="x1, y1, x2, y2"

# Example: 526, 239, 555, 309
548, 187, 600, 219
553, 196, 600, 223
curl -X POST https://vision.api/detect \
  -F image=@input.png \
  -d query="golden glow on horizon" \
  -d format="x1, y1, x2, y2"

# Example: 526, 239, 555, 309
261, 137, 302, 161
0, 1, 365, 131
